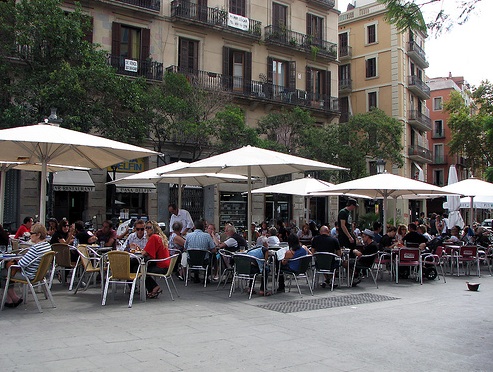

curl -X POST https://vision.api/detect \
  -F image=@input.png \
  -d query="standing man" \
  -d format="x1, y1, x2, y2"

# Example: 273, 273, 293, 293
125, 219, 148, 252
337, 198, 358, 249
168, 203, 194, 235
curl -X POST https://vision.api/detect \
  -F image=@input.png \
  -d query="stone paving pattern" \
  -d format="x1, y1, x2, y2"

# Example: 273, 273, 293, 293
1, 271, 492, 371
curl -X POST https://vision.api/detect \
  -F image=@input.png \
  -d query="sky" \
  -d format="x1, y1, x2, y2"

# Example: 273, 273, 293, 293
423, 0, 493, 87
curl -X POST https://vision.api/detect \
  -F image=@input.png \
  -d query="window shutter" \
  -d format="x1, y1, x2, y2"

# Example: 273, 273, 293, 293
223, 46, 231, 89
111, 22, 121, 56
305, 66, 312, 100
325, 70, 331, 97
289, 61, 296, 89
141, 28, 150, 59
306, 14, 312, 36
244, 51, 252, 92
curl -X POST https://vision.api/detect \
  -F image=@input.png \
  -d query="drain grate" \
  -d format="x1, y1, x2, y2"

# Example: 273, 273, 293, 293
257, 293, 399, 313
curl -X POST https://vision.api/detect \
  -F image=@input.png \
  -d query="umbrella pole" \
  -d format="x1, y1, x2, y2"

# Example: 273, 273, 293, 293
470, 196, 474, 226
178, 178, 183, 210
247, 166, 252, 246
383, 194, 388, 235
0, 166, 8, 223
305, 196, 310, 225
39, 160, 47, 226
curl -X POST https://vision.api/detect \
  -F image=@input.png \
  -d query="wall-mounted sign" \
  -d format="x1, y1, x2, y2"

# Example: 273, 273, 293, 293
125, 59, 138, 72
227, 13, 249, 31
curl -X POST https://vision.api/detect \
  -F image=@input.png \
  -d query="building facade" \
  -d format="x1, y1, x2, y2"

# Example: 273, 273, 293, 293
8, 0, 343, 231
338, 0, 431, 224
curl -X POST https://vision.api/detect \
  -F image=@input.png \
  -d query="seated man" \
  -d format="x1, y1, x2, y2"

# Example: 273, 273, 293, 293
402, 223, 427, 250
125, 219, 148, 252
217, 224, 247, 252
311, 225, 342, 288
343, 229, 378, 286
74, 220, 97, 245
96, 220, 117, 249
246, 246, 270, 296
14, 216, 33, 240
184, 220, 215, 283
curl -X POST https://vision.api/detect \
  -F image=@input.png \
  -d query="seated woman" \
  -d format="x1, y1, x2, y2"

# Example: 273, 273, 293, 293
50, 220, 74, 245
278, 234, 312, 292
1, 223, 52, 308
47, 218, 58, 237
297, 223, 313, 245
142, 220, 170, 299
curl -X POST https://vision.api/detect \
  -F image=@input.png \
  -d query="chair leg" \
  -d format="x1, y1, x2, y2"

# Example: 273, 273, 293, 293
163, 277, 174, 301
248, 274, 257, 300
43, 280, 56, 308
102, 278, 110, 305
305, 275, 313, 296
27, 281, 43, 313
73, 270, 87, 295
185, 265, 190, 287
228, 274, 236, 298
128, 279, 138, 308
1, 276, 11, 311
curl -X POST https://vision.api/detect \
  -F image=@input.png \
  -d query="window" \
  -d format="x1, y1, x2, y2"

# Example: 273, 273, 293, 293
366, 57, 377, 78
434, 120, 444, 138
433, 97, 443, 111
434, 169, 444, 186
272, 2, 287, 29
306, 67, 330, 103
339, 32, 349, 56
267, 57, 296, 98
339, 64, 350, 82
434, 144, 444, 164
306, 14, 324, 42
112, 23, 150, 61
368, 91, 377, 110
229, 0, 246, 16
367, 24, 376, 44
178, 38, 199, 73
223, 47, 252, 92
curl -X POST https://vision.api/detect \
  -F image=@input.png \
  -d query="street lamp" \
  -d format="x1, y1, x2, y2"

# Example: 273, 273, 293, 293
376, 158, 386, 174
46, 108, 63, 220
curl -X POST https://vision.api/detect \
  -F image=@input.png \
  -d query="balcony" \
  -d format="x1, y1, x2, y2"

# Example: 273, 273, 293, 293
408, 110, 431, 132
407, 41, 429, 69
108, 55, 163, 81
408, 75, 430, 100
264, 26, 337, 62
408, 145, 432, 163
108, 0, 160, 12
170, 1, 261, 41
166, 65, 339, 115
432, 131, 445, 139
306, 0, 335, 10
433, 155, 448, 165
339, 45, 352, 61
339, 79, 352, 94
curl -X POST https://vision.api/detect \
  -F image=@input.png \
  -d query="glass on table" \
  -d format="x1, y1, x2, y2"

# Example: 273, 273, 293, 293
0, 245, 6, 254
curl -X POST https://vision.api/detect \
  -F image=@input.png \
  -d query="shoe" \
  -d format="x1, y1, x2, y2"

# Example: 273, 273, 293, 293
14, 298, 23, 307
4, 302, 15, 308
147, 289, 162, 299
175, 273, 184, 281
56, 271, 62, 284
277, 286, 285, 293
320, 282, 327, 288
352, 278, 361, 287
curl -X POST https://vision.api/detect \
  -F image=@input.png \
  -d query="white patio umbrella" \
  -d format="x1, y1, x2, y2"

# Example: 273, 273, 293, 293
446, 165, 465, 229
164, 145, 348, 242
107, 161, 249, 209
0, 122, 158, 225
251, 176, 370, 224
0, 161, 90, 223
441, 177, 493, 226
310, 172, 455, 234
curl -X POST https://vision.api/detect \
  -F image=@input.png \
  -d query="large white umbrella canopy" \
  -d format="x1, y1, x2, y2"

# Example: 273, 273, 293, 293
311, 172, 455, 234
446, 165, 465, 229
0, 122, 158, 225
107, 161, 249, 209
441, 177, 493, 225
251, 176, 370, 224
166, 145, 348, 242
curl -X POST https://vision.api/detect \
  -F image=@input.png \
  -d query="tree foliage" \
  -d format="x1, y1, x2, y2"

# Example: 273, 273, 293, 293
446, 84, 493, 180
378, 0, 482, 34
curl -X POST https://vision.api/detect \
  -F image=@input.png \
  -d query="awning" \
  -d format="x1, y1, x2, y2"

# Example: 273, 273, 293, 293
53, 170, 95, 192
110, 172, 156, 194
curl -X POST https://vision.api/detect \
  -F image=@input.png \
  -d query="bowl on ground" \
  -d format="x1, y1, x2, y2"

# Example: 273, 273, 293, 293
466, 282, 480, 291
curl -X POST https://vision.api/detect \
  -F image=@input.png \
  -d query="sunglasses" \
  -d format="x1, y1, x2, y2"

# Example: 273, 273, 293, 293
145, 226, 153, 230
135, 228, 145, 231
30, 231, 38, 235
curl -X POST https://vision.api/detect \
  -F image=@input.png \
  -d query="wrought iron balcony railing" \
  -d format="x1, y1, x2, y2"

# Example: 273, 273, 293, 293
306, 0, 336, 10
408, 110, 431, 131
339, 45, 352, 60
112, 0, 160, 11
264, 26, 337, 61
108, 55, 163, 81
407, 41, 429, 68
339, 78, 352, 92
408, 75, 431, 99
166, 65, 339, 113
408, 145, 432, 163
170, 1, 261, 39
